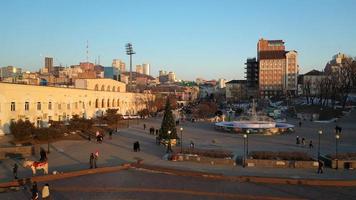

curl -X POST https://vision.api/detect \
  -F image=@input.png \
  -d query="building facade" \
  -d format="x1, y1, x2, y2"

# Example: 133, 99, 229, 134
225, 80, 247, 102
142, 64, 150, 76
302, 70, 326, 95
45, 57, 53, 74
257, 39, 298, 98
0, 80, 153, 134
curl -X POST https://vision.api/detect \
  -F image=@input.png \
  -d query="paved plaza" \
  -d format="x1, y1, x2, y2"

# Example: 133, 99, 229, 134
2, 169, 356, 200
1, 110, 356, 198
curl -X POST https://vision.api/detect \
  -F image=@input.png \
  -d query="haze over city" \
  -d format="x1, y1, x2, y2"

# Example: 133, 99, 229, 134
1, 0, 356, 80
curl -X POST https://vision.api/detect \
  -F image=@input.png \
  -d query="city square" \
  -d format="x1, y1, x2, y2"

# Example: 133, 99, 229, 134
1, 1, 356, 199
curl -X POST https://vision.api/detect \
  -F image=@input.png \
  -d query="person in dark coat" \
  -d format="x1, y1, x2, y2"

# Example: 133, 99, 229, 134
13, 163, 18, 179
89, 153, 95, 169
143, 124, 146, 130
40, 148, 47, 162
309, 140, 313, 149
109, 130, 113, 140
31, 181, 39, 200
317, 160, 324, 174
296, 136, 300, 145
299, 121, 302, 127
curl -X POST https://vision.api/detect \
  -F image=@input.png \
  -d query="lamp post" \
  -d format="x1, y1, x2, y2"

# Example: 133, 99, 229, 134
47, 123, 51, 153
335, 134, 340, 169
167, 130, 171, 153
180, 127, 183, 153
318, 130, 323, 159
246, 129, 250, 155
125, 43, 135, 92
243, 134, 247, 167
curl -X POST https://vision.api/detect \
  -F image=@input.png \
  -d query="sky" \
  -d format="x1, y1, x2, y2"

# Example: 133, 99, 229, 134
1, 0, 356, 81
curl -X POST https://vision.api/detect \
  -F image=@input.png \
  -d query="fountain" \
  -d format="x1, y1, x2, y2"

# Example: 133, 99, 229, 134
215, 100, 294, 135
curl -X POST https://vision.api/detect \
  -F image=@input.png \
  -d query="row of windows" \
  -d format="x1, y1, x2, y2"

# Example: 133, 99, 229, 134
94, 84, 121, 92
8, 99, 128, 112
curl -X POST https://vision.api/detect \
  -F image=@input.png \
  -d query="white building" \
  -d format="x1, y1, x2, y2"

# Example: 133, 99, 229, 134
142, 63, 150, 76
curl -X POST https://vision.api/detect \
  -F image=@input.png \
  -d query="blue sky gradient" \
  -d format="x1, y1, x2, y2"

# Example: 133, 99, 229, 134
1, 0, 356, 80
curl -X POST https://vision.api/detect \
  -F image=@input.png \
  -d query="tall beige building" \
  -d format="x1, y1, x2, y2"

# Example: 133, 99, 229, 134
142, 63, 150, 75
112, 59, 126, 73
136, 65, 143, 74
257, 39, 298, 98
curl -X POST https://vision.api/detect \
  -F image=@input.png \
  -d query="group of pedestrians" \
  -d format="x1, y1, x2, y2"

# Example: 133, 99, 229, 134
296, 136, 313, 149
31, 181, 50, 200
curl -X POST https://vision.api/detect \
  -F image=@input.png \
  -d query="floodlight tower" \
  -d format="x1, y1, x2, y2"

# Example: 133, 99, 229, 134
125, 43, 135, 92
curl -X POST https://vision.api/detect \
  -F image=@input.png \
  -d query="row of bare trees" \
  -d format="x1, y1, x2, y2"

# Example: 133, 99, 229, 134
303, 59, 356, 108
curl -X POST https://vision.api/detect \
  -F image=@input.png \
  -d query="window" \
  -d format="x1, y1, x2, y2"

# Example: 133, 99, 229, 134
67, 104, 70, 110
58, 103, 62, 110
25, 102, 29, 111
75, 102, 78, 109
11, 102, 15, 111
48, 102, 52, 110
101, 85, 105, 91
101, 99, 105, 108
107, 99, 110, 107
94, 84, 99, 91
37, 102, 41, 110
95, 99, 99, 108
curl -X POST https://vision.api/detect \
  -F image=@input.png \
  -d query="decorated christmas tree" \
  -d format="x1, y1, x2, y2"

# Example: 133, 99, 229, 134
160, 97, 178, 139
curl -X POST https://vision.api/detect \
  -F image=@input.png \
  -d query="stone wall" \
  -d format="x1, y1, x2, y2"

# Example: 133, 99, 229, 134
173, 154, 235, 166
245, 159, 318, 169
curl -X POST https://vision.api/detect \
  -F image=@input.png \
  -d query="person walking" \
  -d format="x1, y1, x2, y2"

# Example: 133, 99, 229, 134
31, 181, 39, 200
89, 153, 95, 169
190, 141, 195, 149
299, 121, 302, 127
301, 137, 306, 147
143, 124, 146, 130
309, 140, 313, 149
317, 160, 324, 174
94, 150, 99, 168
109, 130, 113, 140
13, 163, 18, 179
296, 136, 300, 145
41, 183, 50, 200
40, 148, 47, 162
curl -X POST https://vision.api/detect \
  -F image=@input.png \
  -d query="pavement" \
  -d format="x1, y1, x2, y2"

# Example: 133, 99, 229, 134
2, 168, 356, 200
0, 109, 356, 183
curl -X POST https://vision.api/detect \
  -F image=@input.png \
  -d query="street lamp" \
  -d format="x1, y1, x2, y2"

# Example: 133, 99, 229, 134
246, 129, 250, 155
243, 134, 247, 167
318, 129, 323, 159
47, 123, 51, 153
335, 134, 340, 169
180, 127, 183, 153
125, 43, 135, 92
167, 130, 172, 153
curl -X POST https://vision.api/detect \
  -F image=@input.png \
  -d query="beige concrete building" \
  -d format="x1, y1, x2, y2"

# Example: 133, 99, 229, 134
0, 80, 154, 134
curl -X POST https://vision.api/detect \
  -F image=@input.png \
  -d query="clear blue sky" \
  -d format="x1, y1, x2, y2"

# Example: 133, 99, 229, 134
1, 0, 356, 81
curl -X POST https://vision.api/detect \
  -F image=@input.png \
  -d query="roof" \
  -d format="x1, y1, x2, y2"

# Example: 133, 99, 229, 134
304, 70, 325, 76
226, 80, 247, 84
259, 51, 286, 59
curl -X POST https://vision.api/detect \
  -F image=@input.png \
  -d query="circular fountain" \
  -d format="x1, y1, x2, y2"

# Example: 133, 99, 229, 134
215, 100, 294, 135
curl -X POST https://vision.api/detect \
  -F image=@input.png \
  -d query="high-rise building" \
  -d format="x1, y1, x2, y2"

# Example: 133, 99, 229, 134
0, 66, 22, 81
245, 58, 259, 88
45, 57, 53, 74
112, 59, 126, 73
324, 53, 352, 74
168, 72, 176, 83
136, 65, 143, 74
142, 63, 150, 75
257, 38, 298, 98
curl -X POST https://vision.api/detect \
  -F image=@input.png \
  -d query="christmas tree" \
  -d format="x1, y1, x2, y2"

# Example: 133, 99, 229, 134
160, 97, 178, 139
